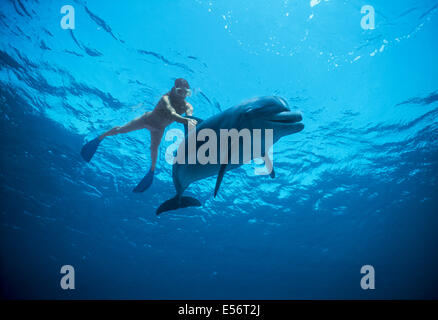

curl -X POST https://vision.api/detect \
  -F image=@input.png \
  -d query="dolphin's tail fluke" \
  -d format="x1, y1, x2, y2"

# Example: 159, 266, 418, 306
156, 195, 201, 215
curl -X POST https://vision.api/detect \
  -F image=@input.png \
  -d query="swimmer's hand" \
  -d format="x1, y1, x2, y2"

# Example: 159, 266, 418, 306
186, 118, 198, 127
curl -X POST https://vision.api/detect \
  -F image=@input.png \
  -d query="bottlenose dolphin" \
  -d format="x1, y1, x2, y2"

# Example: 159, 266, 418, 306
156, 96, 304, 214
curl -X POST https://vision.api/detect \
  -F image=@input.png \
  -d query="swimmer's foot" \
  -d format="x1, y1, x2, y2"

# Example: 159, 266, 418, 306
133, 169, 154, 193
80, 137, 101, 162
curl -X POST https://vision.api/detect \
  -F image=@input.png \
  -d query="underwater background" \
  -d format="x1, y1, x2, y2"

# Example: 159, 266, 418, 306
0, 0, 437, 299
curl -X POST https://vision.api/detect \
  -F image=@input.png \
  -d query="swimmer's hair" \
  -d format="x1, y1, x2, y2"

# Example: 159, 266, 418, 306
174, 78, 190, 89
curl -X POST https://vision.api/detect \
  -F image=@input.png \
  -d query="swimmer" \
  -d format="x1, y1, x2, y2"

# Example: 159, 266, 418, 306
80, 78, 197, 192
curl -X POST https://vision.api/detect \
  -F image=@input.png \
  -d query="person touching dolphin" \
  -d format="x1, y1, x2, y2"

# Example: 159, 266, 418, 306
156, 96, 304, 214
80, 78, 198, 192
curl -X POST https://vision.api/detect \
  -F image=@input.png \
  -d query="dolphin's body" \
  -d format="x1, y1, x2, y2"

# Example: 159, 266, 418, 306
156, 96, 304, 214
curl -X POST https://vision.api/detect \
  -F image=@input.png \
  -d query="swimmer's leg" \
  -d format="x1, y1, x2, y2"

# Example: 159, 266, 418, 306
81, 114, 148, 162
150, 129, 164, 171
99, 115, 147, 140
133, 129, 164, 193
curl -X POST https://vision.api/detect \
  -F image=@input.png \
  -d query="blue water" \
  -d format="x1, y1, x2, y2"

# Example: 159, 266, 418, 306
1, 0, 437, 299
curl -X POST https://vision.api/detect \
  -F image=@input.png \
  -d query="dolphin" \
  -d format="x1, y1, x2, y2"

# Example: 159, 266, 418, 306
156, 96, 304, 215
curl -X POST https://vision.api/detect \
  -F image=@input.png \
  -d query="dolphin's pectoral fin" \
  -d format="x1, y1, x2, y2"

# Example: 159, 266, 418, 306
183, 116, 204, 136
156, 195, 201, 215
264, 156, 275, 179
214, 141, 232, 197
270, 168, 275, 179
214, 164, 227, 198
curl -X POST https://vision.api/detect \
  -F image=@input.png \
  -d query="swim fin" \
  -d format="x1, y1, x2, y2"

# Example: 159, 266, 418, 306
156, 195, 201, 215
80, 137, 101, 162
133, 169, 154, 193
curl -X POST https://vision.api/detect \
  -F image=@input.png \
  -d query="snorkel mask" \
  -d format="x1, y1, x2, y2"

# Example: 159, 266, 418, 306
175, 87, 192, 97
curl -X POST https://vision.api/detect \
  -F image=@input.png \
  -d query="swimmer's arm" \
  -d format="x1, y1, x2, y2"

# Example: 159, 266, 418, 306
163, 96, 191, 124
185, 102, 194, 116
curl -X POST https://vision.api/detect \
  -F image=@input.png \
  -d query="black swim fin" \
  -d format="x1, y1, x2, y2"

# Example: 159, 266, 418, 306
156, 195, 201, 215
133, 169, 154, 193
81, 137, 101, 162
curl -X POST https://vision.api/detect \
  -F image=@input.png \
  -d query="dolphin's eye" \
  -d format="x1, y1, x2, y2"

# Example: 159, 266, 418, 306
244, 97, 290, 118
245, 106, 255, 113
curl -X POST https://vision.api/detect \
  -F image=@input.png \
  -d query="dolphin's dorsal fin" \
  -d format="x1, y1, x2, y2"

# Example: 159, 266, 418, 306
183, 115, 204, 136
214, 164, 227, 197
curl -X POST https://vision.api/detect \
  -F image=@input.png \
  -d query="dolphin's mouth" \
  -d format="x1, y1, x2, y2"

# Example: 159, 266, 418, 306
268, 111, 304, 133
270, 119, 297, 123
269, 111, 303, 124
